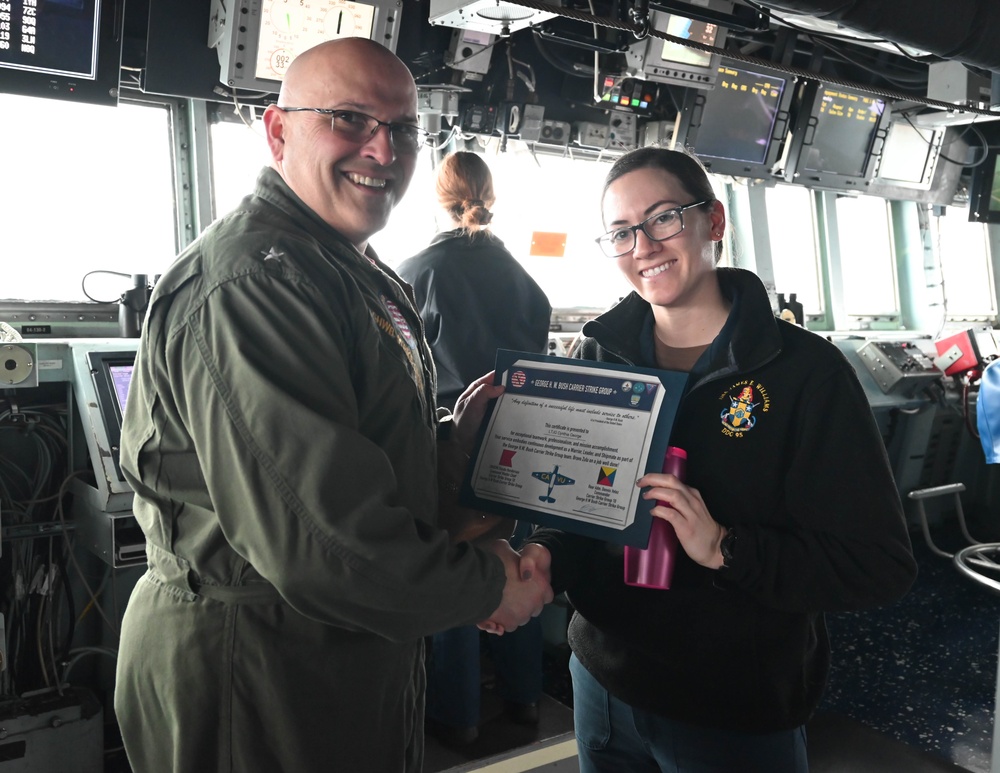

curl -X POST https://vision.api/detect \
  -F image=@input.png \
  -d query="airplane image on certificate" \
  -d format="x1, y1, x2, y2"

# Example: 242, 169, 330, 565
532, 465, 576, 503
462, 350, 687, 547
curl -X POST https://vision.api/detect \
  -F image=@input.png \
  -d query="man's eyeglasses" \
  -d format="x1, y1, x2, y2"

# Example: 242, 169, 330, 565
595, 200, 712, 258
276, 107, 431, 153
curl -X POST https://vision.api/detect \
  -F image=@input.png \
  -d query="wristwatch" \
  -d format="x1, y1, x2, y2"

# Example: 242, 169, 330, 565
719, 528, 737, 569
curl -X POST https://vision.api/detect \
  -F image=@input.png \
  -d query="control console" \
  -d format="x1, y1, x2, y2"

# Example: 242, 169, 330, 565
857, 341, 943, 396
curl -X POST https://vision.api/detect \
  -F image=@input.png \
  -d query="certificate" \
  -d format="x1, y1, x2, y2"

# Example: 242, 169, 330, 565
462, 350, 687, 547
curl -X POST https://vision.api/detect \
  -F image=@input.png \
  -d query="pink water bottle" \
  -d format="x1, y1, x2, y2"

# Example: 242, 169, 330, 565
624, 446, 686, 589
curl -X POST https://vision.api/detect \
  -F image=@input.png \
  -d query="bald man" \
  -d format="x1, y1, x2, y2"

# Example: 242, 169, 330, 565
115, 38, 551, 773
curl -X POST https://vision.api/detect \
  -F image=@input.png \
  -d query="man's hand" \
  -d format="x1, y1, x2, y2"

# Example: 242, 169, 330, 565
478, 540, 554, 635
452, 372, 504, 456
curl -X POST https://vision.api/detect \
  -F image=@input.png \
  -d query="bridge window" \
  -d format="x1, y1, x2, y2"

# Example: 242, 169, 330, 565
835, 194, 899, 319
382, 146, 628, 311
935, 207, 996, 320
210, 118, 272, 219
0, 94, 176, 303
764, 183, 823, 317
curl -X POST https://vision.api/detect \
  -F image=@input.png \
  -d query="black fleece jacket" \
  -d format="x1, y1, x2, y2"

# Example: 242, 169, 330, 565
397, 230, 551, 409
528, 267, 916, 733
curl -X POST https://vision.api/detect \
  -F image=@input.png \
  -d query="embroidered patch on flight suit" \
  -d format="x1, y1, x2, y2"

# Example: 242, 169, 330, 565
718, 380, 770, 437
371, 294, 425, 398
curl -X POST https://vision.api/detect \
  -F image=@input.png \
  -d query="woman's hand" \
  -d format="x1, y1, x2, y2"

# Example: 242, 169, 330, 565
636, 472, 726, 569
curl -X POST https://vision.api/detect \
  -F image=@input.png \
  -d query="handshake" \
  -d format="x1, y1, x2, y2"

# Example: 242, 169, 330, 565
479, 540, 554, 635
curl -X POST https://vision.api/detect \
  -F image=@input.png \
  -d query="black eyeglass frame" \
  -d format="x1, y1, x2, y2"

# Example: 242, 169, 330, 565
595, 199, 713, 258
275, 107, 431, 151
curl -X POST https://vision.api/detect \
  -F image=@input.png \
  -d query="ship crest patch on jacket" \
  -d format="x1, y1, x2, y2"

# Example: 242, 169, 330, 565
372, 294, 424, 398
719, 381, 769, 436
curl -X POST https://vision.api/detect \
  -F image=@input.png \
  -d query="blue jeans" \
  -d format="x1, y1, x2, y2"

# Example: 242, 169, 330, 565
425, 618, 543, 728
570, 654, 809, 773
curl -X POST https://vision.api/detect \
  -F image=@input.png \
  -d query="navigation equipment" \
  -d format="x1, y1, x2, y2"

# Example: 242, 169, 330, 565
208, 0, 402, 94
0, 0, 122, 106
969, 150, 1000, 224
624, 9, 727, 90
781, 81, 891, 193
87, 349, 135, 483
676, 60, 795, 180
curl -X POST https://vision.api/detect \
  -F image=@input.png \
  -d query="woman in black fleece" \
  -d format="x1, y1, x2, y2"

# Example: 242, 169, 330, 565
517, 147, 917, 773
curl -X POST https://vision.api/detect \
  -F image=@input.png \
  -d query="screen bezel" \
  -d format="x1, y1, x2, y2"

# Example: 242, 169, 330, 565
0, 0, 122, 107
781, 80, 891, 193
87, 350, 136, 482
676, 59, 795, 180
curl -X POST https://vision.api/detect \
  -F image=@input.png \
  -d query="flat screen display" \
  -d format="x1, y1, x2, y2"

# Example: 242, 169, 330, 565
873, 121, 941, 190
626, 9, 725, 89
799, 86, 886, 176
108, 363, 133, 418
87, 350, 136, 482
969, 151, 1000, 224
659, 16, 717, 68
782, 81, 891, 192
0, 0, 98, 77
675, 60, 795, 180
693, 64, 787, 164
0, 0, 120, 105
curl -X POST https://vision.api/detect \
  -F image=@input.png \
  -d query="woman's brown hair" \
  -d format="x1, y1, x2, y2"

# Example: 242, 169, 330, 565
436, 151, 496, 232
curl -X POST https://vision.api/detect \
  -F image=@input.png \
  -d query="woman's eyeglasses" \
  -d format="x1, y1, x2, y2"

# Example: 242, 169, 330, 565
595, 200, 711, 258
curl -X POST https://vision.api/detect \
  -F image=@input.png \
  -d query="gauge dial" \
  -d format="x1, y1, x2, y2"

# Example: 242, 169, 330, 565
268, 1, 306, 40
256, 0, 379, 82
323, 3, 376, 38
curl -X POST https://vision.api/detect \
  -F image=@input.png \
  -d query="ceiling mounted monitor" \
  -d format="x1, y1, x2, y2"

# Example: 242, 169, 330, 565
428, 0, 558, 36
624, 3, 731, 90
208, 0, 403, 94
781, 80, 891, 193
969, 150, 1000, 225
0, 0, 122, 106
676, 60, 795, 180
873, 120, 943, 191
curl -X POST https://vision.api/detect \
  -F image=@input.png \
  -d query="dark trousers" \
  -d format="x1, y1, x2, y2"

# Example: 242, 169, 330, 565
425, 618, 543, 728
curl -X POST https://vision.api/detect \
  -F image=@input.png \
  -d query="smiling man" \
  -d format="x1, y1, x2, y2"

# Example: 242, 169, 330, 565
265, 39, 419, 249
114, 38, 552, 773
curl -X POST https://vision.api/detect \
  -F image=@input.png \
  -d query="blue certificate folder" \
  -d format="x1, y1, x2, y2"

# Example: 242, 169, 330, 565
460, 349, 688, 548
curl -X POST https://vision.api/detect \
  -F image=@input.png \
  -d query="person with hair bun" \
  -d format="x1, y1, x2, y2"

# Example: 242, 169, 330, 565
398, 151, 552, 745
399, 151, 551, 409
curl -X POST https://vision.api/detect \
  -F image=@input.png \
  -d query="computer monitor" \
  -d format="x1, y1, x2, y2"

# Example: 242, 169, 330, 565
0, 0, 122, 106
873, 120, 943, 191
781, 81, 891, 192
624, 9, 727, 90
87, 350, 136, 482
676, 60, 795, 179
969, 150, 1000, 225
